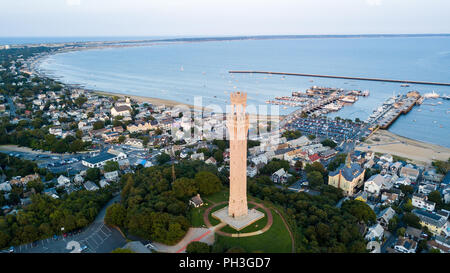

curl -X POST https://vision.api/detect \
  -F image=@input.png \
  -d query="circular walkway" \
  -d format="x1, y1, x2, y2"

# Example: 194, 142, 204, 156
204, 201, 273, 238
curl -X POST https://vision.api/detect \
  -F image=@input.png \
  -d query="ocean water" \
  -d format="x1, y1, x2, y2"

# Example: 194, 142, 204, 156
37, 37, 450, 147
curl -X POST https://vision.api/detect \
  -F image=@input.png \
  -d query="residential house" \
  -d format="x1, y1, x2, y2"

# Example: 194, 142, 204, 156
189, 194, 204, 208
365, 223, 384, 241
427, 236, 450, 253
418, 184, 437, 195
104, 171, 119, 182
400, 165, 420, 182
73, 174, 84, 184
381, 192, 399, 205
57, 175, 70, 187
127, 120, 155, 133
272, 168, 292, 184
413, 209, 448, 236
84, 181, 100, 191
102, 131, 120, 143
124, 138, 144, 148
205, 157, 217, 165
247, 165, 258, 178
405, 226, 422, 241
412, 194, 436, 212
364, 174, 384, 196
99, 179, 110, 188
394, 237, 417, 253
191, 153, 205, 161
377, 207, 396, 228
110, 105, 131, 117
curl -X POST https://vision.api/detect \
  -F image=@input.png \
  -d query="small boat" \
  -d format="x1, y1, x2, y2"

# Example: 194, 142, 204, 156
400, 84, 410, 87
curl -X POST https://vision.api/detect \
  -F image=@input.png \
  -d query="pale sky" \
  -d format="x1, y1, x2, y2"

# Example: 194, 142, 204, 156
1, 0, 449, 37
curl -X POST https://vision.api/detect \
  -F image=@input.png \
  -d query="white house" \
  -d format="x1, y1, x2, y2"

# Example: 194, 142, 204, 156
104, 171, 119, 182
418, 184, 437, 195
124, 138, 144, 148
49, 127, 63, 136
251, 154, 268, 166
84, 181, 100, 191
191, 153, 205, 161
365, 223, 384, 241
99, 179, 110, 188
110, 105, 131, 117
73, 174, 84, 184
57, 175, 70, 187
380, 154, 393, 163
412, 194, 436, 212
0, 182, 12, 192
271, 168, 291, 184
364, 174, 384, 196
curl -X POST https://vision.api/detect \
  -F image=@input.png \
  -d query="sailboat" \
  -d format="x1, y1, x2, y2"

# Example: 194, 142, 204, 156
180, 66, 184, 72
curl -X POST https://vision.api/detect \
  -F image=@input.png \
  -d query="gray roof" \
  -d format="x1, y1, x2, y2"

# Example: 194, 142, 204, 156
405, 226, 422, 238
83, 152, 117, 164
413, 209, 447, 228
329, 162, 363, 181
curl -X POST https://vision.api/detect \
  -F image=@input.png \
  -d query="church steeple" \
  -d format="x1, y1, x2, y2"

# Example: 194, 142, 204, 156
345, 153, 351, 168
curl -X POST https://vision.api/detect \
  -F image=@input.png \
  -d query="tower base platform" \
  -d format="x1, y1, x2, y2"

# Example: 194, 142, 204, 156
212, 206, 265, 231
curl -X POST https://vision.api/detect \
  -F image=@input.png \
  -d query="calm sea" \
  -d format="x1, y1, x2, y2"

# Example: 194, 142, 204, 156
36, 37, 450, 147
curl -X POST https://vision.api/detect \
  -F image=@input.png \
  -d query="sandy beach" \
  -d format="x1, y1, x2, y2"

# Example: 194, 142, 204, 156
356, 129, 450, 165
94, 90, 283, 121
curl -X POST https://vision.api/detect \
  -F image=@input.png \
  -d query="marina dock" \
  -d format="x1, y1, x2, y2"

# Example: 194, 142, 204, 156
367, 91, 421, 129
229, 71, 450, 86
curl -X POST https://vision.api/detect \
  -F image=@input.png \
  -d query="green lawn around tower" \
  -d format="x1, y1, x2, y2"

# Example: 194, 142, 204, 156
213, 207, 292, 253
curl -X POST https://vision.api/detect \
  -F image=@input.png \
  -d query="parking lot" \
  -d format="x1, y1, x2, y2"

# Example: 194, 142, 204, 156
9, 195, 126, 253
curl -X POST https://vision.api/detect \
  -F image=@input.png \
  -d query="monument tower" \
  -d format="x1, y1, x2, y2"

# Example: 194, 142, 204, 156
227, 92, 250, 218
211, 91, 264, 231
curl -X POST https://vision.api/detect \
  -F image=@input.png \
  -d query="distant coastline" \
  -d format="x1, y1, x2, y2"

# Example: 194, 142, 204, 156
4, 33, 450, 47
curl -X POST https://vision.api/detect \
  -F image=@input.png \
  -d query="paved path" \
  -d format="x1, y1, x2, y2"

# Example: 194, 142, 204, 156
152, 227, 215, 253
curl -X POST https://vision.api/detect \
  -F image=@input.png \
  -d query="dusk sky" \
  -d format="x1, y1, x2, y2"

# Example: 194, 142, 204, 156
1, 0, 449, 37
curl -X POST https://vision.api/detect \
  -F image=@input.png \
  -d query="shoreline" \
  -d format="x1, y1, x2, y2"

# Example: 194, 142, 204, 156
28, 38, 445, 148
32, 49, 284, 120
357, 129, 450, 165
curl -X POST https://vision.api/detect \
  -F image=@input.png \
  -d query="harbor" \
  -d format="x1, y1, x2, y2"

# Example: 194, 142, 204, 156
367, 91, 422, 129
267, 85, 369, 115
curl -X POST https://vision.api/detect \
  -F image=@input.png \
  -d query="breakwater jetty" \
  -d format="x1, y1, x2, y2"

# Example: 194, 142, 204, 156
229, 71, 450, 87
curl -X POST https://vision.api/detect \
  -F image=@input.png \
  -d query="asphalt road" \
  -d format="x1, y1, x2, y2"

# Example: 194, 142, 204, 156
381, 231, 397, 253
13, 195, 126, 253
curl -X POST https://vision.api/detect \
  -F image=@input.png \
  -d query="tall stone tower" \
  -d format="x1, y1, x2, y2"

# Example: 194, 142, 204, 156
227, 92, 249, 218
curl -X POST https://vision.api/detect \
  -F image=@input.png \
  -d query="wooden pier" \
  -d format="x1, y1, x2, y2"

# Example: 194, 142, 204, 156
229, 71, 450, 86
379, 97, 419, 129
